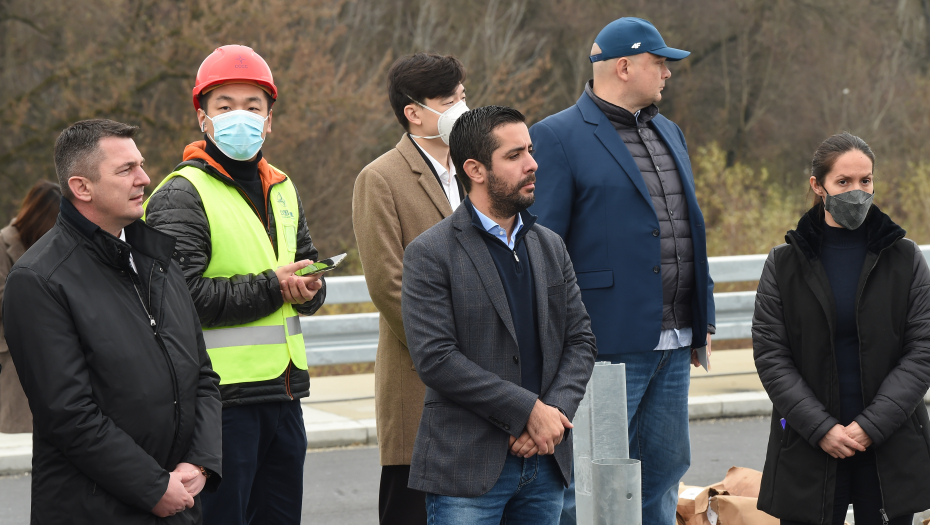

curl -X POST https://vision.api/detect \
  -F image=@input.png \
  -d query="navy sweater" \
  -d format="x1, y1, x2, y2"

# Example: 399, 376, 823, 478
820, 224, 868, 425
465, 200, 543, 395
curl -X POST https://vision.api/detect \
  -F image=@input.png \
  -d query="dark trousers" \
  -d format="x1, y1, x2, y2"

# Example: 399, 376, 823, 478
201, 400, 307, 525
379, 465, 426, 525
781, 450, 912, 525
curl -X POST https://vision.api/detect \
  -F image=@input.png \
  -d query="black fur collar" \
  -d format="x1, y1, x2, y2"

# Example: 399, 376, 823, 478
786, 204, 905, 260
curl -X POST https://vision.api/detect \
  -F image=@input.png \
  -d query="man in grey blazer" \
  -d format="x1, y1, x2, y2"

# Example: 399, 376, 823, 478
401, 105, 597, 523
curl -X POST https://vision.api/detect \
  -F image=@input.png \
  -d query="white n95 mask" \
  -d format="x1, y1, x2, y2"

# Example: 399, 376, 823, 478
409, 98, 469, 145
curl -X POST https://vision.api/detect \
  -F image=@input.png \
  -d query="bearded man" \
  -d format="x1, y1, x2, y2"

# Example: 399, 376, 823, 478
400, 105, 597, 523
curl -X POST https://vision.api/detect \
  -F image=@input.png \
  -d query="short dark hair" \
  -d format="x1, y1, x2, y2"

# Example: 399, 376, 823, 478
810, 132, 875, 206
387, 53, 466, 132
54, 119, 138, 200
449, 106, 526, 193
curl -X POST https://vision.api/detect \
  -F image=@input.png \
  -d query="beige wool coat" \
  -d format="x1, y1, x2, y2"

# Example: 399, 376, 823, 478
352, 135, 456, 465
0, 222, 32, 433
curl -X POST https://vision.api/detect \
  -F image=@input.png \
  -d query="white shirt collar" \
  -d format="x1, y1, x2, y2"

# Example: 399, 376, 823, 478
410, 136, 461, 210
118, 229, 137, 273
419, 146, 454, 183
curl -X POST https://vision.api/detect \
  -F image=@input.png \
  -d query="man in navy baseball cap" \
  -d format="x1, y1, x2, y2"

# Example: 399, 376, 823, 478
589, 17, 690, 62
530, 16, 714, 525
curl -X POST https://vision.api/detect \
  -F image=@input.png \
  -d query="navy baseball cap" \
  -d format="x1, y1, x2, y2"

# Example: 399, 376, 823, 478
589, 17, 690, 63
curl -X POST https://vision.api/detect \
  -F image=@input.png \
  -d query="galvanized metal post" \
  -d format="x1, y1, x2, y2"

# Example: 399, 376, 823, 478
573, 362, 638, 525
574, 371, 594, 525
592, 458, 642, 525
589, 363, 628, 461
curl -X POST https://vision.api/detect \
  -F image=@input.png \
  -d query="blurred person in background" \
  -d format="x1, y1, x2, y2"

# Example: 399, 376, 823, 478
752, 132, 930, 525
144, 45, 325, 525
352, 51, 467, 525
0, 179, 60, 434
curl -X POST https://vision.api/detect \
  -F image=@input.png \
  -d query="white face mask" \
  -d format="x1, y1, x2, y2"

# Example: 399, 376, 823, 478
408, 98, 469, 145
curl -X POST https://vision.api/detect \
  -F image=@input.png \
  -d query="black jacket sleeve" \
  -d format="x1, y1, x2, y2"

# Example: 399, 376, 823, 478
752, 248, 839, 448
145, 177, 285, 328
291, 188, 326, 316
180, 296, 223, 491
3, 268, 171, 511
855, 241, 930, 446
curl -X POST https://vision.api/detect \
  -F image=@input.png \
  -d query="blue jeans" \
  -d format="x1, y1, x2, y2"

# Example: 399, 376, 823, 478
560, 348, 691, 525
426, 454, 565, 524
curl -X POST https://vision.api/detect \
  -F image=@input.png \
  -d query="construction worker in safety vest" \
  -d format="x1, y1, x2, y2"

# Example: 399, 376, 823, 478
144, 45, 326, 525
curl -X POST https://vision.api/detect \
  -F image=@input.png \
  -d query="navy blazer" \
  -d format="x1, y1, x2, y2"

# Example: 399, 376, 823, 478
529, 90, 715, 355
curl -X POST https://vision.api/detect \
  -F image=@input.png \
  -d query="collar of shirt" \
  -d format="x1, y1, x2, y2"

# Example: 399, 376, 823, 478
472, 204, 524, 250
419, 145, 455, 185
409, 136, 461, 209
118, 229, 138, 273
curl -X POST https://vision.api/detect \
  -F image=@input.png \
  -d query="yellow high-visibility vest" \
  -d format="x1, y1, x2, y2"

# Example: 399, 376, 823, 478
144, 164, 307, 385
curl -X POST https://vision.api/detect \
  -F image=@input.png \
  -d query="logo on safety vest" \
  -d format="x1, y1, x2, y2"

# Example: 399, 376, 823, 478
276, 192, 294, 219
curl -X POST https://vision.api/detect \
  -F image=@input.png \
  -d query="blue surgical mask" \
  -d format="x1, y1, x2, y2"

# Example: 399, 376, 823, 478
203, 110, 268, 161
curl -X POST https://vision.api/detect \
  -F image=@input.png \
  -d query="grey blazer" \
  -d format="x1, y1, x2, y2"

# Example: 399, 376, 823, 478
402, 202, 597, 497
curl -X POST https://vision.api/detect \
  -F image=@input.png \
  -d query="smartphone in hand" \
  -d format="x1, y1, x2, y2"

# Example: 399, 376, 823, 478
294, 253, 347, 276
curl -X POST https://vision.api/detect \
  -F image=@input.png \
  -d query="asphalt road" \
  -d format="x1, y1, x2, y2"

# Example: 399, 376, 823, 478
0, 417, 769, 525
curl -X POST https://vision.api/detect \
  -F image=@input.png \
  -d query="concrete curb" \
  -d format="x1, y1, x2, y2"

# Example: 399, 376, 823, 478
2, 396, 928, 475
689, 392, 773, 420
0, 434, 31, 475
306, 418, 377, 449
0, 447, 30, 475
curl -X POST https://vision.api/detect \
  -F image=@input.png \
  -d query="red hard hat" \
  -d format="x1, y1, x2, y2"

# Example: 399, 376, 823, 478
192, 45, 278, 110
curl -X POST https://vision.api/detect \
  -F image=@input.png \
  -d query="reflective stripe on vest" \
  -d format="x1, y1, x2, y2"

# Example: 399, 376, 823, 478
144, 165, 308, 385
202, 316, 303, 349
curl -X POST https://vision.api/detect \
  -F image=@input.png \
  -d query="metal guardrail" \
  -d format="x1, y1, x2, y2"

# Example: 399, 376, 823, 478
303, 246, 930, 366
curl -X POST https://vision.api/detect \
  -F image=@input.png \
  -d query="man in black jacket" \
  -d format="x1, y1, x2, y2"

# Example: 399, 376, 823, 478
2, 119, 222, 524
143, 45, 325, 525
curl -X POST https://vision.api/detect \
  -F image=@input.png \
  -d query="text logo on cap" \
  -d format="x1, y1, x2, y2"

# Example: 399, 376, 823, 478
632, 42, 641, 49
235, 54, 248, 69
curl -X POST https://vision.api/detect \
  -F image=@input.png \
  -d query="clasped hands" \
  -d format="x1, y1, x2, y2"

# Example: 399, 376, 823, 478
151, 462, 207, 518
275, 260, 323, 305
508, 400, 573, 458
817, 421, 873, 459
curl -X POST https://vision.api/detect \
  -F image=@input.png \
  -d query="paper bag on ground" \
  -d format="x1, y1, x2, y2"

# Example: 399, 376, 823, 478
710, 494, 778, 525
677, 483, 716, 525
679, 468, 778, 525
709, 467, 778, 525
718, 467, 762, 497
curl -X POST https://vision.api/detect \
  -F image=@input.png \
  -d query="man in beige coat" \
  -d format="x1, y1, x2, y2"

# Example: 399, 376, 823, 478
352, 52, 467, 525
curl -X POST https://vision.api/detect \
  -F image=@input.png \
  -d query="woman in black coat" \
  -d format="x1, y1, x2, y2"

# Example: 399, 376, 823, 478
752, 132, 930, 525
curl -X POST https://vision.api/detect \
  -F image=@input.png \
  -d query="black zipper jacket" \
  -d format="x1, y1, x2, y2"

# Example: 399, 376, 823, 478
2, 199, 222, 523
144, 145, 325, 406
752, 205, 930, 523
